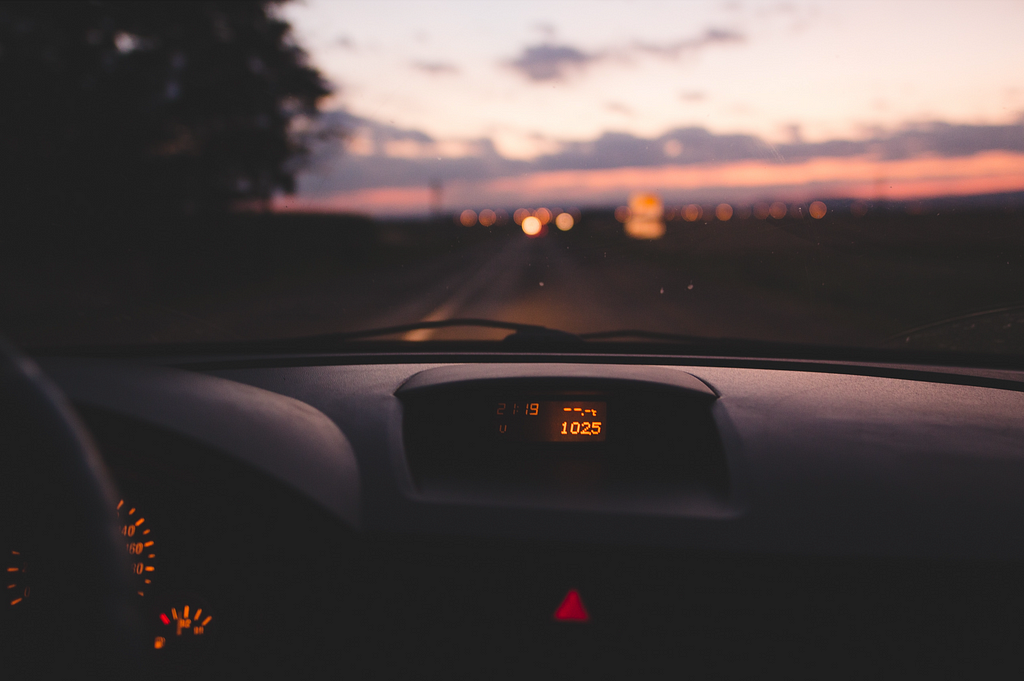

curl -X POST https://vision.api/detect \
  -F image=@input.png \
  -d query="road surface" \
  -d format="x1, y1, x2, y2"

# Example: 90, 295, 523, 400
7, 213, 1022, 350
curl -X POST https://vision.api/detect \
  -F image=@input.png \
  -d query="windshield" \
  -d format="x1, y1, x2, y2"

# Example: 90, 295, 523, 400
1, 0, 1022, 358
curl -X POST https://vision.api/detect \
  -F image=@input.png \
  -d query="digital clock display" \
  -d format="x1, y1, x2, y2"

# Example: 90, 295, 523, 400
495, 400, 606, 442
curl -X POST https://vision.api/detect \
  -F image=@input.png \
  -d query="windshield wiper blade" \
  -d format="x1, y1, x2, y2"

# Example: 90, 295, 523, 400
578, 329, 707, 344
267, 322, 714, 349
884, 304, 1024, 343
309, 322, 709, 345
290, 318, 581, 343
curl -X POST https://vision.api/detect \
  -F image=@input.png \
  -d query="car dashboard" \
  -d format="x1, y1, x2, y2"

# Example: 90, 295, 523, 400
14, 353, 1024, 678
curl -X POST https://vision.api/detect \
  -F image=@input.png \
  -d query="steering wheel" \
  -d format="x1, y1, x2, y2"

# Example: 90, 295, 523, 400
0, 340, 142, 676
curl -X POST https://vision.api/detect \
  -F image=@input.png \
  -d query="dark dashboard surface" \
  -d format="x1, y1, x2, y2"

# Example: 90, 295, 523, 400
21, 355, 1024, 677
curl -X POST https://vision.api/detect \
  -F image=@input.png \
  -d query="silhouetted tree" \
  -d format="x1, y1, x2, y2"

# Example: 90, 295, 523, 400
0, 1, 330, 225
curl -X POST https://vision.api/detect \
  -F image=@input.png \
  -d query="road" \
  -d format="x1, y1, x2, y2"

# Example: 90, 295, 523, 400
326, 228, 879, 346
7, 212, 1022, 350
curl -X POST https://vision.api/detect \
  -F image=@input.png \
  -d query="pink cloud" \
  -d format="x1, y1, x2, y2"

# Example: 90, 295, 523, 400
272, 185, 432, 215
274, 150, 1024, 216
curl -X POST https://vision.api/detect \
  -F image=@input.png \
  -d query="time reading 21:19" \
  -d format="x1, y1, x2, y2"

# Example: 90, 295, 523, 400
494, 400, 607, 442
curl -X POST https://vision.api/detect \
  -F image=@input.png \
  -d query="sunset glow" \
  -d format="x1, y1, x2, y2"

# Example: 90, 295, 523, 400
271, 1, 1024, 216
275, 151, 1024, 215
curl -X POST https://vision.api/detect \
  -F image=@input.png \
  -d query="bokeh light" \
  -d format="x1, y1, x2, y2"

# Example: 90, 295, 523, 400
459, 209, 477, 226
715, 203, 733, 221
850, 201, 868, 217
555, 212, 574, 231
478, 208, 496, 226
614, 206, 631, 223
521, 215, 542, 236
769, 202, 788, 219
683, 204, 702, 222
534, 207, 552, 225
753, 202, 770, 219
513, 208, 530, 225
809, 201, 827, 219
626, 192, 666, 240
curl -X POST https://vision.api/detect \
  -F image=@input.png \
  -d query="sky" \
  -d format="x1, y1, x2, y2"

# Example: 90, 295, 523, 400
277, 0, 1024, 215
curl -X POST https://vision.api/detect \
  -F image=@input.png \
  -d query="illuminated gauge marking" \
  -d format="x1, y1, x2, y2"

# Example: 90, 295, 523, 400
495, 400, 607, 442
117, 498, 155, 597
5, 550, 30, 607
154, 601, 214, 650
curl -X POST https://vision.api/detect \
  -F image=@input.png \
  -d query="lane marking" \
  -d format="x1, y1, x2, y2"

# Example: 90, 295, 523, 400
403, 238, 530, 340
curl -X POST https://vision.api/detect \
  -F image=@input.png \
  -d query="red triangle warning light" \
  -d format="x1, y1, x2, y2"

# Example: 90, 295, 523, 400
553, 589, 590, 622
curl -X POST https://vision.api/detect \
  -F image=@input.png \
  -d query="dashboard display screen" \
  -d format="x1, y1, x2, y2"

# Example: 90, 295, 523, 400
495, 400, 606, 442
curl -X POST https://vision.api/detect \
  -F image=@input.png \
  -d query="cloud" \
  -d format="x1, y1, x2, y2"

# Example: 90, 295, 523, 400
411, 60, 459, 75
466, 151, 1024, 207
632, 28, 745, 59
663, 139, 684, 158
507, 43, 599, 82
298, 110, 509, 191
280, 151, 1024, 216
505, 28, 744, 83
680, 91, 706, 103
778, 122, 1024, 162
321, 113, 1024, 173
294, 111, 1024, 213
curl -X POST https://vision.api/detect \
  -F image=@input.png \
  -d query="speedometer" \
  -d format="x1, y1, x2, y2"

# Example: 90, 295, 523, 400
5, 550, 30, 607
116, 498, 155, 597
